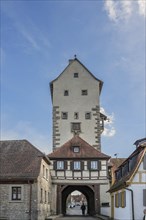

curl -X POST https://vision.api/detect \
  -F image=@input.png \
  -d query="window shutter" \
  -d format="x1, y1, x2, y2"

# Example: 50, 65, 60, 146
115, 193, 119, 207
118, 193, 121, 207
121, 191, 126, 208
53, 161, 57, 170
81, 161, 84, 170
98, 161, 101, 170
70, 161, 73, 170
143, 153, 146, 170
143, 189, 146, 206
64, 161, 67, 170
87, 161, 91, 170
124, 191, 126, 207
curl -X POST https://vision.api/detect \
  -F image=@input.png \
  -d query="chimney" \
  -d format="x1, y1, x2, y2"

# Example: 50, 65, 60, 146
69, 55, 77, 64
69, 59, 74, 64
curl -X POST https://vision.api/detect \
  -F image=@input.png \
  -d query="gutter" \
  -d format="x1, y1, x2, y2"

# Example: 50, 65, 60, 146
124, 187, 135, 220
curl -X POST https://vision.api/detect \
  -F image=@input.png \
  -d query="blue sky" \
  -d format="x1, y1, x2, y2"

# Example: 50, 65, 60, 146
1, 0, 145, 158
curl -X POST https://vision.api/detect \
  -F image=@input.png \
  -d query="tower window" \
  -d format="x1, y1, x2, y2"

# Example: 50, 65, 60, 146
64, 90, 69, 96
74, 73, 78, 78
85, 112, 91, 119
82, 90, 88, 95
62, 112, 68, 119
71, 123, 81, 132
74, 112, 79, 119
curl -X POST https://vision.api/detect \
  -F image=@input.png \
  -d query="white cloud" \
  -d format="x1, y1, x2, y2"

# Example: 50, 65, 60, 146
137, 0, 146, 16
104, 0, 146, 22
19, 25, 40, 51
100, 107, 116, 137
104, 0, 118, 21
121, 1, 133, 18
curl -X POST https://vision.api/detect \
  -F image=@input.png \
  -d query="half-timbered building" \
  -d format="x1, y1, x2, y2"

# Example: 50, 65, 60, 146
108, 138, 146, 220
48, 135, 110, 215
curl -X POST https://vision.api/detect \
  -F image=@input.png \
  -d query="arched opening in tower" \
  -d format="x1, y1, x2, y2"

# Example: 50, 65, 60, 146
61, 185, 95, 216
66, 190, 88, 216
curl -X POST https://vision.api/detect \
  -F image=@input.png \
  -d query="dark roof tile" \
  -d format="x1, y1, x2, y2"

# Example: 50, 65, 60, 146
0, 140, 49, 181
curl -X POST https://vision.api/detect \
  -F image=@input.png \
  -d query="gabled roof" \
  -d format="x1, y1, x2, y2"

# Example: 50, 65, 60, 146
0, 140, 50, 182
108, 141, 146, 192
50, 57, 103, 101
108, 158, 126, 169
48, 135, 110, 159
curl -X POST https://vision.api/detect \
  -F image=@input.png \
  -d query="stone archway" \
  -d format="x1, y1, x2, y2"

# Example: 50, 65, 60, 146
61, 185, 96, 216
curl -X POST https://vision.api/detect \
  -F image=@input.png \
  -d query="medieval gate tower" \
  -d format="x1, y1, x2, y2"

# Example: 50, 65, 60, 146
50, 56, 107, 151
49, 57, 110, 216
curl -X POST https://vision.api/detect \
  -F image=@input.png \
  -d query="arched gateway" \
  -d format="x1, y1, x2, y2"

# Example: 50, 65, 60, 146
48, 135, 110, 216
61, 185, 95, 215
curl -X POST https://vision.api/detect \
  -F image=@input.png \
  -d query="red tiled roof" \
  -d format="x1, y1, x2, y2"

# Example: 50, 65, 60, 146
0, 140, 50, 182
109, 158, 126, 169
48, 136, 110, 159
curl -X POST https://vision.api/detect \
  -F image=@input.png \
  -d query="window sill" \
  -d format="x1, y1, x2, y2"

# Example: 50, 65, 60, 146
9, 200, 23, 203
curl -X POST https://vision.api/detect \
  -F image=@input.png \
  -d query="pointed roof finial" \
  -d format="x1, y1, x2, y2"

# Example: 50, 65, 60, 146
74, 54, 77, 59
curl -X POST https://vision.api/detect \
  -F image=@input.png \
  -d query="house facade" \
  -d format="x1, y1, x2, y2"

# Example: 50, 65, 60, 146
48, 135, 111, 216
108, 138, 146, 220
50, 57, 107, 151
0, 140, 52, 220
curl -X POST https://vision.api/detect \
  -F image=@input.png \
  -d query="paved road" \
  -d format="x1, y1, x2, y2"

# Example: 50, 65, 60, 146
56, 206, 101, 220
66, 206, 84, 215
56, 217, 101, 220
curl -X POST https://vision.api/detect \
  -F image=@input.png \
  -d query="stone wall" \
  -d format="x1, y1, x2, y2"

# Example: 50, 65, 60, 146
0, 159, 52, 220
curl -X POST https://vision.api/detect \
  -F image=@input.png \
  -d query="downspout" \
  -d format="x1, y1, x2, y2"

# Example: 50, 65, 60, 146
29, 181, 32, 220
124, 187, 135, 220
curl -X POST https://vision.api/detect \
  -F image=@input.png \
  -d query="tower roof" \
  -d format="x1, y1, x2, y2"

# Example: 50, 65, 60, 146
50, 57, 103, 101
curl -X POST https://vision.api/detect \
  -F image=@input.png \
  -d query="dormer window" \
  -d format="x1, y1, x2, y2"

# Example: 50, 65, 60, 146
74, 73, 78, 78
73, 146, 80, 153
